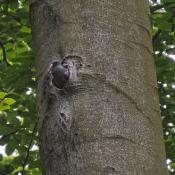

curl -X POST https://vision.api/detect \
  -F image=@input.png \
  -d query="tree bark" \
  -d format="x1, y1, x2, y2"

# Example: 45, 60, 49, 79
30, 0, 168, 174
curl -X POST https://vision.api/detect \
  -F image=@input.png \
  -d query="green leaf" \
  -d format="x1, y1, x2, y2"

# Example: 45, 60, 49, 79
3, 98, 16, 105
20, 26, 31, 34
7, 112, 21, 126
0, 124, 16, 135
0, 116, 7, 125
12, 156, 24, 168
157, 21, 172, 31
162, 0, 175, 3
5, 142, 16, 155
0, 92, 7, 99
17, 145, 27, 156
31, 168, 41, 175
0, 105, 10, 111
8, 0, 19, 10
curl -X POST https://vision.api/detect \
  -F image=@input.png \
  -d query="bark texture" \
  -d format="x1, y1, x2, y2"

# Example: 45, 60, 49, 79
30, 0, 168, 174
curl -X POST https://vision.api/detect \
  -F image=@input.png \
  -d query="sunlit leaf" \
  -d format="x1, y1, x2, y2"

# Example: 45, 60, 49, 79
0, 92, 7, 99
3, 98, 16, 105
0, 105, 10, 111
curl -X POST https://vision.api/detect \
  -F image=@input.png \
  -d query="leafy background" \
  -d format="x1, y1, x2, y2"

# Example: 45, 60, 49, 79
0, 0, 175, 174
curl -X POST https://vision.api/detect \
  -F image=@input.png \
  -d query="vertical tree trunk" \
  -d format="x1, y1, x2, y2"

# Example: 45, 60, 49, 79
30, 0, 168, 174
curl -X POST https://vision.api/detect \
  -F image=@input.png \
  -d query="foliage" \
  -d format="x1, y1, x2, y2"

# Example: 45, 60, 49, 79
0, 0, 174, 174
0, 0, 40, 174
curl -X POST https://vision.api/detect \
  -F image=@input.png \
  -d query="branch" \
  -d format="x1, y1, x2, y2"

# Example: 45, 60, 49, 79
21, 120, 38, 175
0, 41, 7, 64
0, 128, 20, 141
0, 40, 9, 66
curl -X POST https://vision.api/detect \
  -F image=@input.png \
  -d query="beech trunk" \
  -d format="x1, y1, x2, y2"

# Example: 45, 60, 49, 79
30, 0, 168, 174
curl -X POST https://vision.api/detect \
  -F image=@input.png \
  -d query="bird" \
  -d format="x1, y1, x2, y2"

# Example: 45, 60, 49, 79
50, 61, 70, 89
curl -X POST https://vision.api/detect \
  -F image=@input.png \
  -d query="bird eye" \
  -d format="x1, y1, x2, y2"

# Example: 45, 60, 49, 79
51, 61, 59, 68
62, 63, 68, 69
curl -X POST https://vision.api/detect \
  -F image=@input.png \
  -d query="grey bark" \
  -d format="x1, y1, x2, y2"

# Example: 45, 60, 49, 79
30, 0, 168, 174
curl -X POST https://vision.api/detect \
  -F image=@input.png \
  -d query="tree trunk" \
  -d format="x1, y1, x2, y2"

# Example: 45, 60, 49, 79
30, 0, 168, 174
